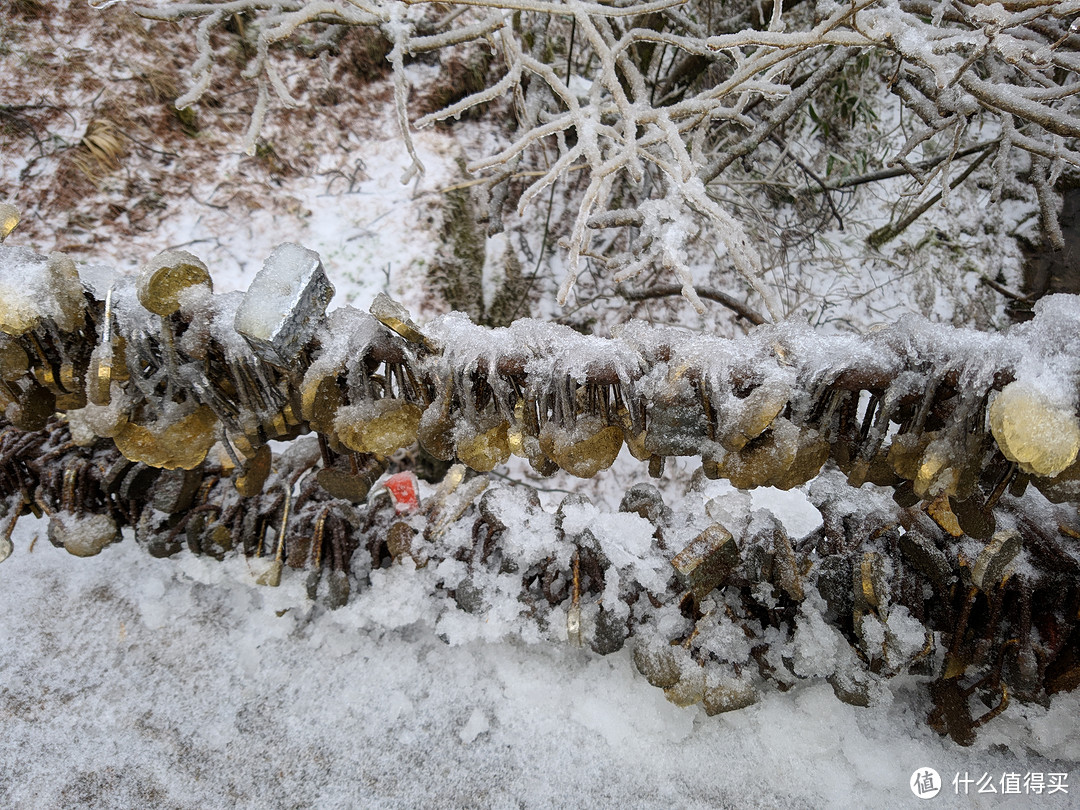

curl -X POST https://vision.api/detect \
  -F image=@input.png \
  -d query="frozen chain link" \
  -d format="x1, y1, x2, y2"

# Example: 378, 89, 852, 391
2, 233, 1080, 743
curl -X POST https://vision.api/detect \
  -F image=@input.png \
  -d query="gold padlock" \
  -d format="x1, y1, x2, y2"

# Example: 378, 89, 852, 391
137, 250, 213, 317
772, 429, 829, 490
9, 383, 55, 431
417, 389, 456, 461
335, 399, 423, 456
0, 335, 28, 381
540, 416, 623, 478
718, 382, 790, 452
235, 444, 272, 497
710, 418, 799, 489
456, 419, 511, 472
989, 382, 1080, 477
0, 203, 19, 242
114, 404, 219, 470
301, 367, 344, 434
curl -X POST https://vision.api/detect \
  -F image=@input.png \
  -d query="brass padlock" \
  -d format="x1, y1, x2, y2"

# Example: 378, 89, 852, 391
235, 444, 272, 496
335, 399, 423, 457
417, 387, 457, 461
301, 367, 344, 434
540, 416, 623, 478
0, 203, 19, 242
137, 250, 212, 317
113, 404, 219, 470
456, 419, 511, 472
0, 335, 28, 382
989, 381, 1080, 477
718, 382, 790, 453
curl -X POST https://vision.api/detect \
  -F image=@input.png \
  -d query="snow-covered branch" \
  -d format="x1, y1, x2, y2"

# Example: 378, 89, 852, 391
125, 0, 1079, 316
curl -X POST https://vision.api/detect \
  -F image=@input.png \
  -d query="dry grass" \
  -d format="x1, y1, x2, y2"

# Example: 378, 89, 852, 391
69, 118, 126, 183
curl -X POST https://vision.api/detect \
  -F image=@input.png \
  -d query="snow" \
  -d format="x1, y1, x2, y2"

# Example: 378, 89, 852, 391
3, 519, 1075, 809
3, 4, 1079, 805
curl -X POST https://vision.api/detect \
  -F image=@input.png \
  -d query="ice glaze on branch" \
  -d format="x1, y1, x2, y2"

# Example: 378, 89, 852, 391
122, 0, 1078, 318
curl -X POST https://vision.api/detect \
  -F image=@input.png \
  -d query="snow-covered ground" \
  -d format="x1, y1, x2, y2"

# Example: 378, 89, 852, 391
3, 514, 1077, 810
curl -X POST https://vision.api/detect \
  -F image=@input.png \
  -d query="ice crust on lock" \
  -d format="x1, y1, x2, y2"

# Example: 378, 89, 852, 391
0, 246, 86, 335
425, 313, 645, 390
235, 243, 335, 367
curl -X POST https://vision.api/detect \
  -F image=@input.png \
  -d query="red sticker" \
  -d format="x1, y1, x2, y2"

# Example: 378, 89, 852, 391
384, 471, 420, 513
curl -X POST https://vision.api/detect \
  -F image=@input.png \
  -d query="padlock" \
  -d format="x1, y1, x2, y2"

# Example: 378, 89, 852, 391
0, 334, 28, 382
7, 381, 55, 431
417, 386, 457, 461
235, 444, 272, 496
137, 250, 213, 317
456, 418, 511, 472
47, 510, 120, 557
317, 454, 387, 503
989, 381, 1080, 477
0, 248, 85, 335
335, 399, 423, 457
540, 416, 623, 478
0, 203, 19, 242
234, 243, 334, 368
301, 367, 344, 435
717, 381, 790, 453
971, 530, 1021, 592
370, 292, 435, 352
113, 404, 219, 470
671, 524, 739, 599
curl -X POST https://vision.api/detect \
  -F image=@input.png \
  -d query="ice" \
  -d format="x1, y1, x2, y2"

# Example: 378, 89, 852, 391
46, 512, 120, 558
989, 381, 1080, 477
459, 707, 490, 744
0, 246, 86, 334
234, 243, 335, 367
791, 594, 856, 679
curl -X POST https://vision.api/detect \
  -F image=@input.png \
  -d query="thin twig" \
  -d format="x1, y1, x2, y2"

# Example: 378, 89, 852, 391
979, 276, 1029, 303
805, 139, 1000, 194
621, 283, 766, 325
867, 146, 995, 249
